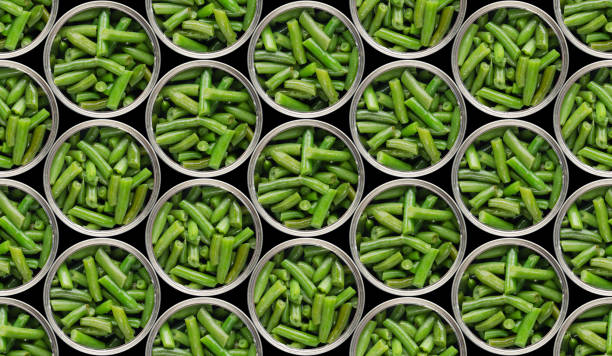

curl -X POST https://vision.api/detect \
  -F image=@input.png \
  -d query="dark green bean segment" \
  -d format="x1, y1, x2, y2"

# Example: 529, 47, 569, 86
252, 245, 358, 349
355, 66, 461, 173
152, 66, 257, 172
253, 8, 360, 112
49, 245, 156, 349
150, 185, 256, 290
458, 246, 563, 349
457, 7, 562, 111
152, 303, 256, 356
0, 303, 54, 354
151, 0, 257, 53
561, 0, 612, 53
559, 185, 612, 291
354, 0, 461, 53
253, 126, 360, 230
48, 127, 154, 230
355, 304, 460, 356
0, 185, 53, 290
355, 185, 461, 290
558, 66, 612, 172
458, 127, 564, 231
50, 8, 155, 112
0, 0, 51, 52
0, 67, 52, 170
558, 303, 612, 355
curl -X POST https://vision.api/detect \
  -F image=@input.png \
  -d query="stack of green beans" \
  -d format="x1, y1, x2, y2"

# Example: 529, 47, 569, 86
354, 66, 461, 172
558, 303, 612, 356
558, 185, 612, 291
151, 66, 257, 172
252, 245, 359, 348
354, 0, 460, 53
50, 8, 155, 112
151, 303, 257, 356
558, 66, 612, 171
253, 126, 359, 230
151, 0, 257, 53
0, 303, 54, 355
456, 7, 562, 111
355, 185, 461, 290
560, 0, 612, 52
253, 7, 360, 112
0, 186, 52, 290
0, 0, 51, 52
49, 127, 155, 230
355, 304, 460, 356
457, 126, 564, 231
150, 185, 256, 290
0, 67, 52, 170
457, 245, 563, 349
49, 245, 156, 349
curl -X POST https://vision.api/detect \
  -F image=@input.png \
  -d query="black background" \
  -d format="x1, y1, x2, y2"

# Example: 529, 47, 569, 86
9, 0, 599, 355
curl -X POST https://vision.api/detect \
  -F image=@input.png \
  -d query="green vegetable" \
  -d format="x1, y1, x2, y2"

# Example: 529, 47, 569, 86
354, 64, 463, 173
458, 244, 563, 349
150, 182, 257, 290
252, 7, 361, 112
457, 125, 565, 231
152, 65, 258, 172
253, 125, 360, 231
49, 125, 155, 231
50, 7, 156, 112
251, 243, 359, 349
48, 244, 157, 349
456, 6, 563, 112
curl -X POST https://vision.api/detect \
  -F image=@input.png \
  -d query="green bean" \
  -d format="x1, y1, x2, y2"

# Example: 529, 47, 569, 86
561, 0, 612, 54
51, 8, 155, 112
559, 301, 612, 355
254, 8, 360, 112
458, 126, 563, 231
49, 245, 156, 349
457, 8, 563, 112
0, 0, 49, 53
154, 66, 257, 173
356, 182, 462, 291
0, 303, 53, 354
254, 126, 359, 231
355, 65, 462, 173
458, 244, 563, 349
252, 243, 359, 349
49, 127, 154, 231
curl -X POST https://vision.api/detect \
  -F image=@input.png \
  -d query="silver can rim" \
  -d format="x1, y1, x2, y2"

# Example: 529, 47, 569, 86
349, 60, 468, 177
450, 1, 569, 118
246, 238, 365, 355
246, 119, 365, 237
42, 119, 162, 237
144, 59, 263, 177
349, 297, 468, 356
144, 0, 263, 59
0, 297, 60, 355
144, 178, 263, 296
246, 1, 365, 118
348, 0, 467, 59
0, 60, 59, 178
349, 178, 467, 296
42, 1, 161, 118
450, 119, 570, 237
553, 0, 612, 59
0, 179, 59, 296
553, 179, 612, 296
42, 238, 162, 355
0, 0, 59, 59
450, 238, 569, 355
553, 297, 612, 355
552, 60, 612, 177
144, 297, 263, 356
